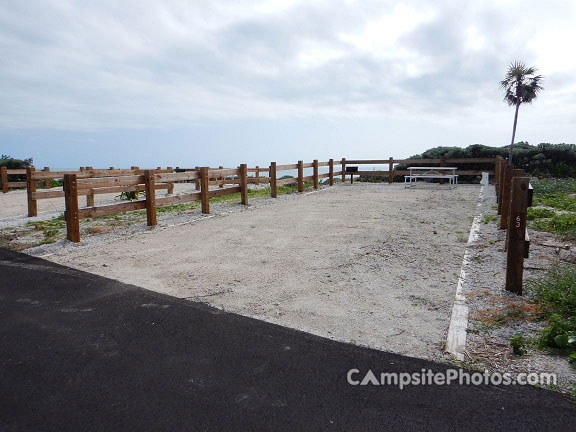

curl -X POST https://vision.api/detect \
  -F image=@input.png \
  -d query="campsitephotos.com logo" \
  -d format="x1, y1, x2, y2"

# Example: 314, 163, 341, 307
347, 368, 557, 390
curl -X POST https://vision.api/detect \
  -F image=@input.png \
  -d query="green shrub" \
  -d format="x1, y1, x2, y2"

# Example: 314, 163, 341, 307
536, 314, 576, 350
510, 334, 528, 355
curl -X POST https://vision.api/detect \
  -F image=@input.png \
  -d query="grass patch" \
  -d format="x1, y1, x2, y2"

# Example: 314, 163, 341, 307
529, 178, 576, 238
532, 213, 576, 239
531, 178, 576, 195
26, 215, 66, 244
527, 207, 556, 220
526, 264, 576, 318
482, 214, 496, 224
526, 264, 576, 354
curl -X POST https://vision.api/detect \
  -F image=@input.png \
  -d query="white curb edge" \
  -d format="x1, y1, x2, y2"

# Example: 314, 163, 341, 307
445, 186, 483, 361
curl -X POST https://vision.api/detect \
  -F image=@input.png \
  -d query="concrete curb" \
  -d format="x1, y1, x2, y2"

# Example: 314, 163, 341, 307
445, 186, 483, 360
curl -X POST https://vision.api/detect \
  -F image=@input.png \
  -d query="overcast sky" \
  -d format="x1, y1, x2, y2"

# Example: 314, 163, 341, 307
1, 0, 575, 168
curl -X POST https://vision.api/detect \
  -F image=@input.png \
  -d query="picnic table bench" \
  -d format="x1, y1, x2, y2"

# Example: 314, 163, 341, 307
404, 167, 458, 189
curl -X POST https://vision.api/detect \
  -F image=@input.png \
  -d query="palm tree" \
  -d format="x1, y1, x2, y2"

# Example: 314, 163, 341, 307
500, 62, 543, 165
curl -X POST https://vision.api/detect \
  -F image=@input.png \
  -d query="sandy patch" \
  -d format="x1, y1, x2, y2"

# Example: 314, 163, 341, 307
35, 183, 480, 361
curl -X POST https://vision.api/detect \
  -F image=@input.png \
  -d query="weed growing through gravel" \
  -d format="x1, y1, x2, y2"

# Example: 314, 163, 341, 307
26, 215, 66, 244
482, 214, 496, 224
510, 334, 528, 355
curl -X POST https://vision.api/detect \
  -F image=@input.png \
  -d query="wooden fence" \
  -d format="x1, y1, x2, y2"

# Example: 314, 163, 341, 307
342, 156, 497, 182
63, 160, 344, 242
9, 156, 499, 242
494, 156, 533, 294
25, 167, 175, 217
1, 166, 54, 193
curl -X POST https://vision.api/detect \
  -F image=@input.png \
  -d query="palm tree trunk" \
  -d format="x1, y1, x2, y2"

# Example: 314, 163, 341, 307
508, 101, 520, 165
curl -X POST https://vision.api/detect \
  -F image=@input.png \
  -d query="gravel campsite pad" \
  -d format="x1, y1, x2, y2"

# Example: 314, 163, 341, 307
30, 183, 480, 361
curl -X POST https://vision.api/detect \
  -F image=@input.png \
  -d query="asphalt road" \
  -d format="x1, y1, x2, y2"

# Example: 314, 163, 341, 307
0, 248, 574, 431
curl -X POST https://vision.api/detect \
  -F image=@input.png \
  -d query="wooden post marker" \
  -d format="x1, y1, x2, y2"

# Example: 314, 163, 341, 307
297, 160, 304, 192
499, 165, 512, 225
328, 159, 334, 186
195, 166, 201, 190
505, 177, 529, 294
200, 167, 210, 214
144, 170, 157, 226
43, 167, 51, 189
270, 162, 277, 198
240, 164, 248, 205
63, 174, 80, 242
388, 157, 394, 184
1, 167, 8, 193
341, 158, 346, 183
26, 166, 37, 217
219, 166, 224, 188
255, 166, 260, 184
313, 159, 319, 190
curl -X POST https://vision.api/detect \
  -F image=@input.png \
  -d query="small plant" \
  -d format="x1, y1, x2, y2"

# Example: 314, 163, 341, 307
119, 191, 144, 201
510, 334, 528, 355
537, 314, 576, 350
482, 214, 496, 224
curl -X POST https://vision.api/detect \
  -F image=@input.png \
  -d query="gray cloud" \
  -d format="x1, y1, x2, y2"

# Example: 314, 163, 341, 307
0, 0, 573, 130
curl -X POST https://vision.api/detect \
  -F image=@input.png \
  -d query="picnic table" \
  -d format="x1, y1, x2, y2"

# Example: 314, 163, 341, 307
404, 167, 458, 189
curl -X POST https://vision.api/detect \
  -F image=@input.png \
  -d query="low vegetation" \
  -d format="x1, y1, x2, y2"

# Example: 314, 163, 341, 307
527, 178, 576, 239
526, 264, 576, 357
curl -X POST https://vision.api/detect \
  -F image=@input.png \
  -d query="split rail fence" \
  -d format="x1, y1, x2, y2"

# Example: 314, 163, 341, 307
63, 160, 344, 242
4, 157, 500, 243
24, 167, 175, 218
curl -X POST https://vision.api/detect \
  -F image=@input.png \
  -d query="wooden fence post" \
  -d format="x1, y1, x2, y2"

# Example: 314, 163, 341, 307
86, 191, 95, 207
218, 166, 224, 188
328, 159, 334, 186
26, 167, 37, 217
43, 167, 51, 189
297, 160, 304, 192
255, 166, 260, 184
388, 157, 394, 184
341, 158, 346, 183
270, 162, 277, 198
63, 174, 80, 242
1, 167, 8, 193
500, 167, 524, 229
144, 170, 157, 226
505, 177, 529, 294
499, 165, 511, 222
498, 161, 507, 214
240, 164, 248, 205
195, 166, 201, 190
200, 167, 210, 214
313, 160, 319, 189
